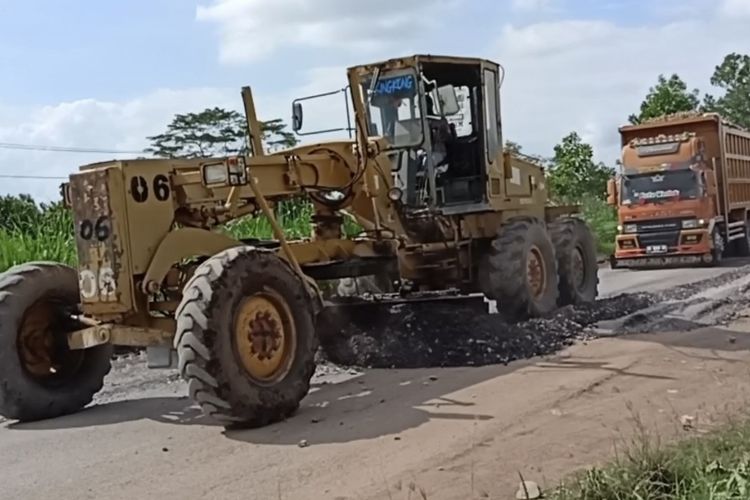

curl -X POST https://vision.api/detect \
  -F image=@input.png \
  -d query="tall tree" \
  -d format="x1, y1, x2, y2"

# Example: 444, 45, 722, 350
546, 132, 613, 203
703, 53, 750, 129
629, 74, 700, 124
145, 107, 298, 158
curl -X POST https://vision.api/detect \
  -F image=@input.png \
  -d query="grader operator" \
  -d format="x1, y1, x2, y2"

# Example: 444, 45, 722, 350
0, 55, 598, 427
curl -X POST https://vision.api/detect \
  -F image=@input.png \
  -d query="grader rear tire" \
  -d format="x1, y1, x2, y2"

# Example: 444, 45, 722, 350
0, 262, 112, 422
549, 217, 599, 306
175, 247, 318, 428
480, 217, 559, 319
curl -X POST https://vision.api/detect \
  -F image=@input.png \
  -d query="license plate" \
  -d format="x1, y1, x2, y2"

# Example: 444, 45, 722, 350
646, 245, 668, 254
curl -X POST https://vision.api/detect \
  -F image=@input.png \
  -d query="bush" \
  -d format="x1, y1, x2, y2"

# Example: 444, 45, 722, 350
581, 198, 618, 256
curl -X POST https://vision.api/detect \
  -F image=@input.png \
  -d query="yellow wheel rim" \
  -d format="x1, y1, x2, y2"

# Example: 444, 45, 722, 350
233, 290, 296, 384
18, 300, 83, 381
526, 245, 547, 299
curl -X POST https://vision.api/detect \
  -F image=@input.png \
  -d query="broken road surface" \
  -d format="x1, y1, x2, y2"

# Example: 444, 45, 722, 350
1, 259, 750, 500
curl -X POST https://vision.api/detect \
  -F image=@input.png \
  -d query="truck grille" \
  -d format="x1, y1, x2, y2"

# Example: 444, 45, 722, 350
637, 232, 680, 248
635, 218, 684, 233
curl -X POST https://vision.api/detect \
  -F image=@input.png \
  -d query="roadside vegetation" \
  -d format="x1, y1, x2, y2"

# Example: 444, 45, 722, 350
549, 417, 750, 499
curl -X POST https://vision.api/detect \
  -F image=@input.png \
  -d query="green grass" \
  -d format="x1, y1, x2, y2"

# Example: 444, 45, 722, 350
549, 417, 750, 500
0, 208, 77, 272
0, 198, 362, 273
222, 199, 363, 240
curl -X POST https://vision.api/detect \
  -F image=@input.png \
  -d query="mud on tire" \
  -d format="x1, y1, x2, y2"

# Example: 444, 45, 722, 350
549, 217, 599, 306
0, 262, 112, 422
479, 216, 559, 319
174, 246, 319, 428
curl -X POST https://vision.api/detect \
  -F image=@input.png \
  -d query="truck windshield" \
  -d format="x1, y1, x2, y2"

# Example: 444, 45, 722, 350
620, 169, 702, 205
362, 69, 423, 149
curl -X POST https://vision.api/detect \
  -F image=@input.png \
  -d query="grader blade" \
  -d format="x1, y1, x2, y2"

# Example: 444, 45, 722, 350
315, 290, 502, 369
318, 291, 488, 341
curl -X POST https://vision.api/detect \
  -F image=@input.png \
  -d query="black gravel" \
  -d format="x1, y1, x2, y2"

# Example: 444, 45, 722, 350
319, 293, 653, 368
319, 265, 750, 369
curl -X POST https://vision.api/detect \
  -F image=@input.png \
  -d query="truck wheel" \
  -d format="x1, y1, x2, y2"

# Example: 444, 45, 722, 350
710, 228, 725, 266
480, 217, 559, 319
549, 217, 599, 305
0, 262, 112, 422
732, 221, 750, 257
175, 247, 318, 428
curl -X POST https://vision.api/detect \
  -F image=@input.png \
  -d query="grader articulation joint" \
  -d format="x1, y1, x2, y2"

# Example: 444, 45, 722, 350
0, 54, 599, 426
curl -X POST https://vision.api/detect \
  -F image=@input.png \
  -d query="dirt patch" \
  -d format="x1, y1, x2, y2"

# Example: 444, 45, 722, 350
321, 266, 750, 369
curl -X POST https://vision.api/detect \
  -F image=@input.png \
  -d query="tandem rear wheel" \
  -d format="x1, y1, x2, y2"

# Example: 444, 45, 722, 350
479, 216, 598, 320
174, 246, 319, 428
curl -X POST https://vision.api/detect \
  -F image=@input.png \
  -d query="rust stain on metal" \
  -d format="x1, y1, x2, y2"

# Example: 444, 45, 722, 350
69, 167, 131, 314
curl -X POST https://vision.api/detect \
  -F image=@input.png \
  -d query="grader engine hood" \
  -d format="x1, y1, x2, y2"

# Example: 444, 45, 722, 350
68, 167, 134, 316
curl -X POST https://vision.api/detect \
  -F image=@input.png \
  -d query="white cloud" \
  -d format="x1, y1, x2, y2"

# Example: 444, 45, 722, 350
196, 0, 454, 64
0, 88, 236, 200
5, 0, 750, 203
0, 69, 353, 201
493, 8, 750, 165
511, 0, 556, 12
720, 0, 750, 18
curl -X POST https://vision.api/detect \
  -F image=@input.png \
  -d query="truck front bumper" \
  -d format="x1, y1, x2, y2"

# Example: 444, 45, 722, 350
612, 228, 712, 268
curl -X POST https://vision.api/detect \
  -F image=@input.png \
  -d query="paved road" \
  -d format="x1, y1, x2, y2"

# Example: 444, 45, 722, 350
598, 256, 750, 297
2, 261, 750, 500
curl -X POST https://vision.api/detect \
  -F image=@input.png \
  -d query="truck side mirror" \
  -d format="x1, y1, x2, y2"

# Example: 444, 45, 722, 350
606, 178, 618, 206
292, 102, 303, 132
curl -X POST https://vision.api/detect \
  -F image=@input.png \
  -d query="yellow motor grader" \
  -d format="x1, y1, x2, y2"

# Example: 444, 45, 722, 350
0, 54, 598, 426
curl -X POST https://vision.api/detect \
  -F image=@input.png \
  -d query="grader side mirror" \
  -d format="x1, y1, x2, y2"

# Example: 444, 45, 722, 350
292, 102, 304, 132
436, 85, 460, 116
606, 178, 618, 206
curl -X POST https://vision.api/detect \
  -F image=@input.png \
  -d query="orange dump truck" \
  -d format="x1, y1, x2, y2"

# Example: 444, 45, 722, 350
608, 112, 750, 268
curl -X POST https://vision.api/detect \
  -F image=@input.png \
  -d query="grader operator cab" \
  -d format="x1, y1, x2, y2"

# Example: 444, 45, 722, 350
0, 55, 599, 427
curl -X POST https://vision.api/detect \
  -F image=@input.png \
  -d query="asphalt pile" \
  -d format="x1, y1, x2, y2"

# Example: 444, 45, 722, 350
320, 265, 750, 369
319, 292, 654, 368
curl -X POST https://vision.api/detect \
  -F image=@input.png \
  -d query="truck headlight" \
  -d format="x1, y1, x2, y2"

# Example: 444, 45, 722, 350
682, 219, 706, 229
622, 223, 637, 234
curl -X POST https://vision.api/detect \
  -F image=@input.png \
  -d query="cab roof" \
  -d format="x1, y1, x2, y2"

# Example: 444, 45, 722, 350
347, 54, 500, 73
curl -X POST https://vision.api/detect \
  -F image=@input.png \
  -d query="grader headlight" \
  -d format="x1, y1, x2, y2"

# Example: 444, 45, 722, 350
200, 156, 248, 187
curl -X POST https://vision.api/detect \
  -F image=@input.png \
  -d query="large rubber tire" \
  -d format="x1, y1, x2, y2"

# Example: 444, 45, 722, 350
549, 217, 599, 306
710, 227, 725, 267
174, 246, 318, 428
732, 221, 750, 257
0, 262, 112, 422
479, 217, 559, 319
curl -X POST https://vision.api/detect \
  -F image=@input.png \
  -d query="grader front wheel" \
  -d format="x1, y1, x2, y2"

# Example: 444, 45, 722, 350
174, 246, 318, 428
0, 262, 112, 422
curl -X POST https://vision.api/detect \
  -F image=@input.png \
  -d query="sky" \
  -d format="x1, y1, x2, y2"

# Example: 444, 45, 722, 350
1, 0, 749, 201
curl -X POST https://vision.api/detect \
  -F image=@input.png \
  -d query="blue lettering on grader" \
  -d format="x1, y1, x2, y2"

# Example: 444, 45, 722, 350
375, 74, 415, 96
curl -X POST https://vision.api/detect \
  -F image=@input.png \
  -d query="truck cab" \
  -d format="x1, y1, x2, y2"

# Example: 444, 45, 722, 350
608, 113, 750, 268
